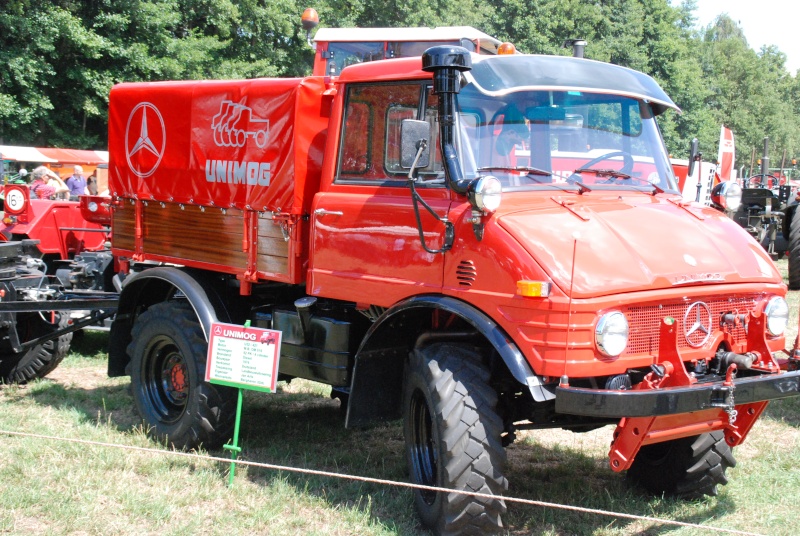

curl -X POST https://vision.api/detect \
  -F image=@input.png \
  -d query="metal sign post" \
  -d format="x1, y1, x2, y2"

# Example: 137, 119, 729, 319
206, 319, 282, 486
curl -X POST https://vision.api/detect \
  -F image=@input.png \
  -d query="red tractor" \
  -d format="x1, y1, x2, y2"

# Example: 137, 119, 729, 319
1, 184, 108, 261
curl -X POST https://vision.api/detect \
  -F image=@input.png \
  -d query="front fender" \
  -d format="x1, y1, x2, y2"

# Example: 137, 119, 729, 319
108, 266, 234, 376
345, 294, 552, 428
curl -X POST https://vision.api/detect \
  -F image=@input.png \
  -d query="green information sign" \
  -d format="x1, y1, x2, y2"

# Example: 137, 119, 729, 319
205, 321, 282, 392
205, 321, 283, 486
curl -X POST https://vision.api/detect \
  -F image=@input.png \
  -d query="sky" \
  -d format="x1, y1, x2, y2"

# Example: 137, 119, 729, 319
690, 0, 799, 73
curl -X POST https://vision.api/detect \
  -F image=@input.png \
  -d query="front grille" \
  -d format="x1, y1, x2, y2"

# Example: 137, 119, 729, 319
625, 295, 760, 355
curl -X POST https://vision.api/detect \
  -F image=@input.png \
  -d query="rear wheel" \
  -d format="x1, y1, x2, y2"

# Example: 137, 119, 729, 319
127, 301, 236, 450
0, 312, 72, 383
789, 212, 800, 289
403, 343, 507, 535
627, 430, 735, 498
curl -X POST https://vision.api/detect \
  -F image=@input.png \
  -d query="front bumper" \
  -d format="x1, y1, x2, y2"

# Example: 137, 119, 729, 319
552, 315, 799, 472
555, 369, 800, 418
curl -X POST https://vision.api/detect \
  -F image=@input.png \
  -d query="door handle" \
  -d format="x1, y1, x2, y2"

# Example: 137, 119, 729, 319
314, 208, 344, 217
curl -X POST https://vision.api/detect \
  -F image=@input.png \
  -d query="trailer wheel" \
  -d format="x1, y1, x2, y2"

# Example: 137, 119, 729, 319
403, 343, 507, 535
0, 312, 72, 383
627, 430, 735, 498
127, 301, 236, 450
789, 212, 800, 289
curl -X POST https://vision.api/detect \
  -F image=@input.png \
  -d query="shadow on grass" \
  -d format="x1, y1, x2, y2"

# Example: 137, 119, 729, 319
21, 379, 741, 535
215, 389, 741, 535
26, 378, 140, 433
762, 396, 800, 427
68, 329, 110, 358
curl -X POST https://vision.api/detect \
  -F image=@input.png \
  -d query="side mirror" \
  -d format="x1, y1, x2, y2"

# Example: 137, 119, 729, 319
401, 119, 431, 169
688, 138, 700, 177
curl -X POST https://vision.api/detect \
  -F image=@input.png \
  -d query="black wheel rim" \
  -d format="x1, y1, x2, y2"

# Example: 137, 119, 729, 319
142, 335, 189, 424
637, 440, 675, 466
409, 388, 438, 504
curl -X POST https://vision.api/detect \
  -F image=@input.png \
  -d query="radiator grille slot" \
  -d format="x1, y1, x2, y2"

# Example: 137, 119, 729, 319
456, 260, 477, 287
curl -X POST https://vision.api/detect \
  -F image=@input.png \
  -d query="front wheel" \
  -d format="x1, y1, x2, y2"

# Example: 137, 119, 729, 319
626, 430, 736, 498
403, 343, 507, 535
127, 301, 236, 450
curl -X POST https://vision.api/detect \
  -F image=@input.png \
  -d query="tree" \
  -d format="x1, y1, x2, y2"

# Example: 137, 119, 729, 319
699, 14, 800, 173
3, 0, 800, 163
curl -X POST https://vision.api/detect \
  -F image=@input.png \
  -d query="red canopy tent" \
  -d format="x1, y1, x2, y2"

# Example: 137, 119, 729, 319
1, 145, 109, 189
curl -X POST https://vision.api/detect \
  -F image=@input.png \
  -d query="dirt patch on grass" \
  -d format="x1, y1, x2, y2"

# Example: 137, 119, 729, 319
47, 360, 112, 389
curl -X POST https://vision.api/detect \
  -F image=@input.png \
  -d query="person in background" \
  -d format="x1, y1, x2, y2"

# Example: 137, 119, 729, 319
30, 166, 57, 199
87, 171, 99, 195
65, 165, 88, 196
46, 170, 70, 199
30, 166, 68, 200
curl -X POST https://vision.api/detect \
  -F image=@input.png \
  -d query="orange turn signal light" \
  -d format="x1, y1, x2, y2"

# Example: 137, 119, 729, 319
517, 280, 551, 297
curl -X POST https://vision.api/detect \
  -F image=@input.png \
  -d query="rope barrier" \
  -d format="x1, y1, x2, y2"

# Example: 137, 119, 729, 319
0, 428, 763, 536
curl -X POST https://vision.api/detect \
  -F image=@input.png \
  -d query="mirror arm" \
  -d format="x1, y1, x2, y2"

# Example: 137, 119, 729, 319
409, 177, 454, 254
407, 139, 428, 180
407, 141, 453, 254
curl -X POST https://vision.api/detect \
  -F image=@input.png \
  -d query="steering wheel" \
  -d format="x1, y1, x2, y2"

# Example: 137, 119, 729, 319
567, 150, 635, 183
745, 174, 780, 189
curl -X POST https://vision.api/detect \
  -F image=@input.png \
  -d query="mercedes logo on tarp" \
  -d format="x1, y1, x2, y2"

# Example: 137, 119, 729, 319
125, 102, 166, 178
683, 301, 712, 348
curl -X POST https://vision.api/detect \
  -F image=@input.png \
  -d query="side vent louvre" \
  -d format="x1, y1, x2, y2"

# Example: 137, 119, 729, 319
456, 260, 477, 287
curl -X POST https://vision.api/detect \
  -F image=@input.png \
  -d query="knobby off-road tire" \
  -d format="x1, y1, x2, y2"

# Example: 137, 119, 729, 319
127, 301, 236, 450
627, 430, 736, 498
403, 343, 508, 535
0, 312, 72, 383
788, 211, 800, 289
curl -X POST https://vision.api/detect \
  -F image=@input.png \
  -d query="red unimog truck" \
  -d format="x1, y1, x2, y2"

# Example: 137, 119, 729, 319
99, 45, 800, 534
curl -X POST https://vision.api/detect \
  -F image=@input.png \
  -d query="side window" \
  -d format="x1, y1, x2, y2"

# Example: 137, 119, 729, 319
384, 102, 442, 176
337, 82, 439, 184
341, 102, 370, 174
328, 42, 385, 74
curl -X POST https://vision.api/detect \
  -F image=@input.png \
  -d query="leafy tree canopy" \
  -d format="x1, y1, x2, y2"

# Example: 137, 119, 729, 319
1, 0, 798, 172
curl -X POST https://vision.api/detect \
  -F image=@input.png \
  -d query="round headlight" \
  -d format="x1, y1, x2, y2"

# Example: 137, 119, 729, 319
765, 296, 789, 336
724, 182, 742, 211
468, 176, 502, 213
595, 311, 629, 357
710, 181, 742, 212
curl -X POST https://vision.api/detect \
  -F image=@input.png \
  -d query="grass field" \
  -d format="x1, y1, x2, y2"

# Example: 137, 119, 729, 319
1, 260, 800, 535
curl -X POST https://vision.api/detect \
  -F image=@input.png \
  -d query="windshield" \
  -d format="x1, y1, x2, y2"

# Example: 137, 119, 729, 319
455, 70, 678, 192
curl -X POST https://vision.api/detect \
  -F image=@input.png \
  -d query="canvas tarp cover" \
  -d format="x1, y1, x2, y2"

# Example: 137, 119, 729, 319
108, 76, 328, 214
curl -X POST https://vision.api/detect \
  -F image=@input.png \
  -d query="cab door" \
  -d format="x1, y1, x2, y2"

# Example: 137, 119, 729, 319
309, 81, 451, 307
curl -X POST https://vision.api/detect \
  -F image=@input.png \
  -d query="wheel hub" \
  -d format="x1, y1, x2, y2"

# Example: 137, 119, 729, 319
163, 354, 189, 403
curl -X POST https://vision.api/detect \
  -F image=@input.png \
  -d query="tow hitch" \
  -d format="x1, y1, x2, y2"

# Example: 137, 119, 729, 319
605, 317, 772, 471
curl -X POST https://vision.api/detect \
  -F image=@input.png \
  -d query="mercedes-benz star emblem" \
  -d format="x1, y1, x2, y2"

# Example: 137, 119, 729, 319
125, 102, 166, 178
683, 301, 712, 348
